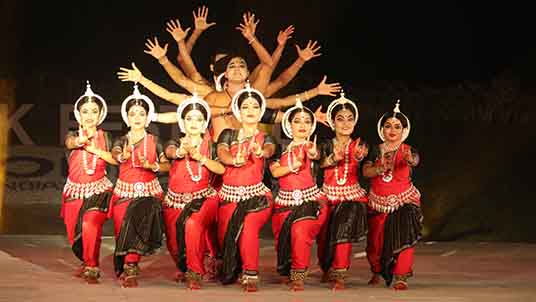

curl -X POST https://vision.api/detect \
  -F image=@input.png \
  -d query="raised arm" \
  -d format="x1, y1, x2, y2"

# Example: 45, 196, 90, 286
65, 128, 87, 150
265, 76, 341, 109
249, 25, 294, 82
166, 18, 211, 85
185, 6, 216, 54
236, 12, 273, 68
144, 37, 213, 97
117, 63, 188, 105
264, 40, 322, 97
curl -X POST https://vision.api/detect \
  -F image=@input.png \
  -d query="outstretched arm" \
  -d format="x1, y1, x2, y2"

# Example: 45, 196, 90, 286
250, 25, 294, 82
117, 63, 188, 105
265, 40, 322, 97
185, 6, 216, 54
166, 17, 211, 85
236, 12, 273, 68
144, 37, 213, 97
265, 75, 341, 109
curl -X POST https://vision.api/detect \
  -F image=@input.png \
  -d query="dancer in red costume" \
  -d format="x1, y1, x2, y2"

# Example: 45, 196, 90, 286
363, 100, 422, 290
62, 82, 116, 284
216, 85, 275, 292
162, 95, 225, 289
270, 100, 328, 291
109, 85, 170, 288
318, 92, 369, 290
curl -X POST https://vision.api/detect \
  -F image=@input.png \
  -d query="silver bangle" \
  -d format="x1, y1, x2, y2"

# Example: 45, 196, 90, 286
175, 147, 184, 159
75, 137, 84, 148
327, 154, 336, 166
117, 153, 125, 163
151, 162, 160, 172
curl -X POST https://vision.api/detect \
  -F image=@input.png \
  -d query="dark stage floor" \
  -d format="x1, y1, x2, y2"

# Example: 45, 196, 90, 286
1, 236, 535, 302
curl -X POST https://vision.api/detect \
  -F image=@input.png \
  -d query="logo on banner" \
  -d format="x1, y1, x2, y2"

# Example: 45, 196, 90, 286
5, 146, 66, 205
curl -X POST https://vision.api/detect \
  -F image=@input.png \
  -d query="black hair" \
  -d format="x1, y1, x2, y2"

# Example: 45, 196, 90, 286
125, 98, 149, 114
289, 108, 314, 122
379, 112, 408, 128
181, 103, 209, 121
330, 103, 356, 121
76, 96, 103, 111
237, 90, 263, 108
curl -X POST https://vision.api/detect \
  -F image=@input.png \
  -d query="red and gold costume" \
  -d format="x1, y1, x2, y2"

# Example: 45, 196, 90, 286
216, 129, 274, 285
62, 129, 113, 277
318, 138, 368, 281
365, 143, 422, 286
271, 143, 328, 283
109, 133, 165, 277
163, 134, 219, 282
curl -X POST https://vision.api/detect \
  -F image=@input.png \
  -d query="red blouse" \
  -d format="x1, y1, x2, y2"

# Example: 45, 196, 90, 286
167, 135, 214, 193
218, 129, 273, 187
321, 138, 368, 203
67, 129, 109, 183
367, 143, 421, 211
114, 133, 161, 183
276, 144, 317, 191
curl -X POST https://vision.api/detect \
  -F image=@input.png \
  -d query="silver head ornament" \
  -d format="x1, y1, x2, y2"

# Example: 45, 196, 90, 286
282, 98, 317, 139
231, 81, 266, 123
377, 99, 411, 142
326, 90, 359, 130
176, 92, 211, 134
120, 84, 156, 128
73, 81, 108, 126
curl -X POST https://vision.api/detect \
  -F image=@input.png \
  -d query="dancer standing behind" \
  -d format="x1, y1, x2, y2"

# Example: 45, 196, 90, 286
109, 85, 170, 288
318, 92, 369, 290
162, 95, 224, 289
362, 100, 423, 290
270, 100, 328, 291
216, 85, 275, 292
62, 82, 116, 284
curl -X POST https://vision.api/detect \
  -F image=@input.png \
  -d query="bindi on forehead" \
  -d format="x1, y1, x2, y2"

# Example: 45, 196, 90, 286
336, 112, 354, 119
385, 117, 402, 125
129, 106, 147, 114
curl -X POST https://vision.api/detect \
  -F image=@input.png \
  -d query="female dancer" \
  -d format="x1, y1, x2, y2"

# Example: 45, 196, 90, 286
118, 54, 339, 141
109, 85, 170, 288
216, 85, 275, 292
62, 82, 116, 284
270, 100, 328, 291
363, 100, 423, 290
318, 92, 368, 290
163, 95, 224, 289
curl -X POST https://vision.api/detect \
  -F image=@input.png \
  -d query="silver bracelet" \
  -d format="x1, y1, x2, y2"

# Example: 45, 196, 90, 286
151, 162, 160, 172
175, 147, 185, 159
117, 153, 126, 163
75, 137, 84, 148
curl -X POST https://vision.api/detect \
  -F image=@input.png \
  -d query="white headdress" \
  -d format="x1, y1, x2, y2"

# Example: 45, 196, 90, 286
282, 99, 317, 139
326, 90, 359, 130
120, 84, 155, 128
377, 99, 411, 142
74, 81, 108, 126
231, 82, 266, 123
176, 93, 211, 133
214, 73, 225, 92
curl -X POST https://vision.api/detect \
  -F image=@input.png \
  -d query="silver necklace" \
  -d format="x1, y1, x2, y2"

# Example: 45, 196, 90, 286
185, 139, 202, 182
128, 131, 147, 168
287, 141, 305, 173
82, 140, 98, 176
381, 142, 400, 183
334, 139, 350, 185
